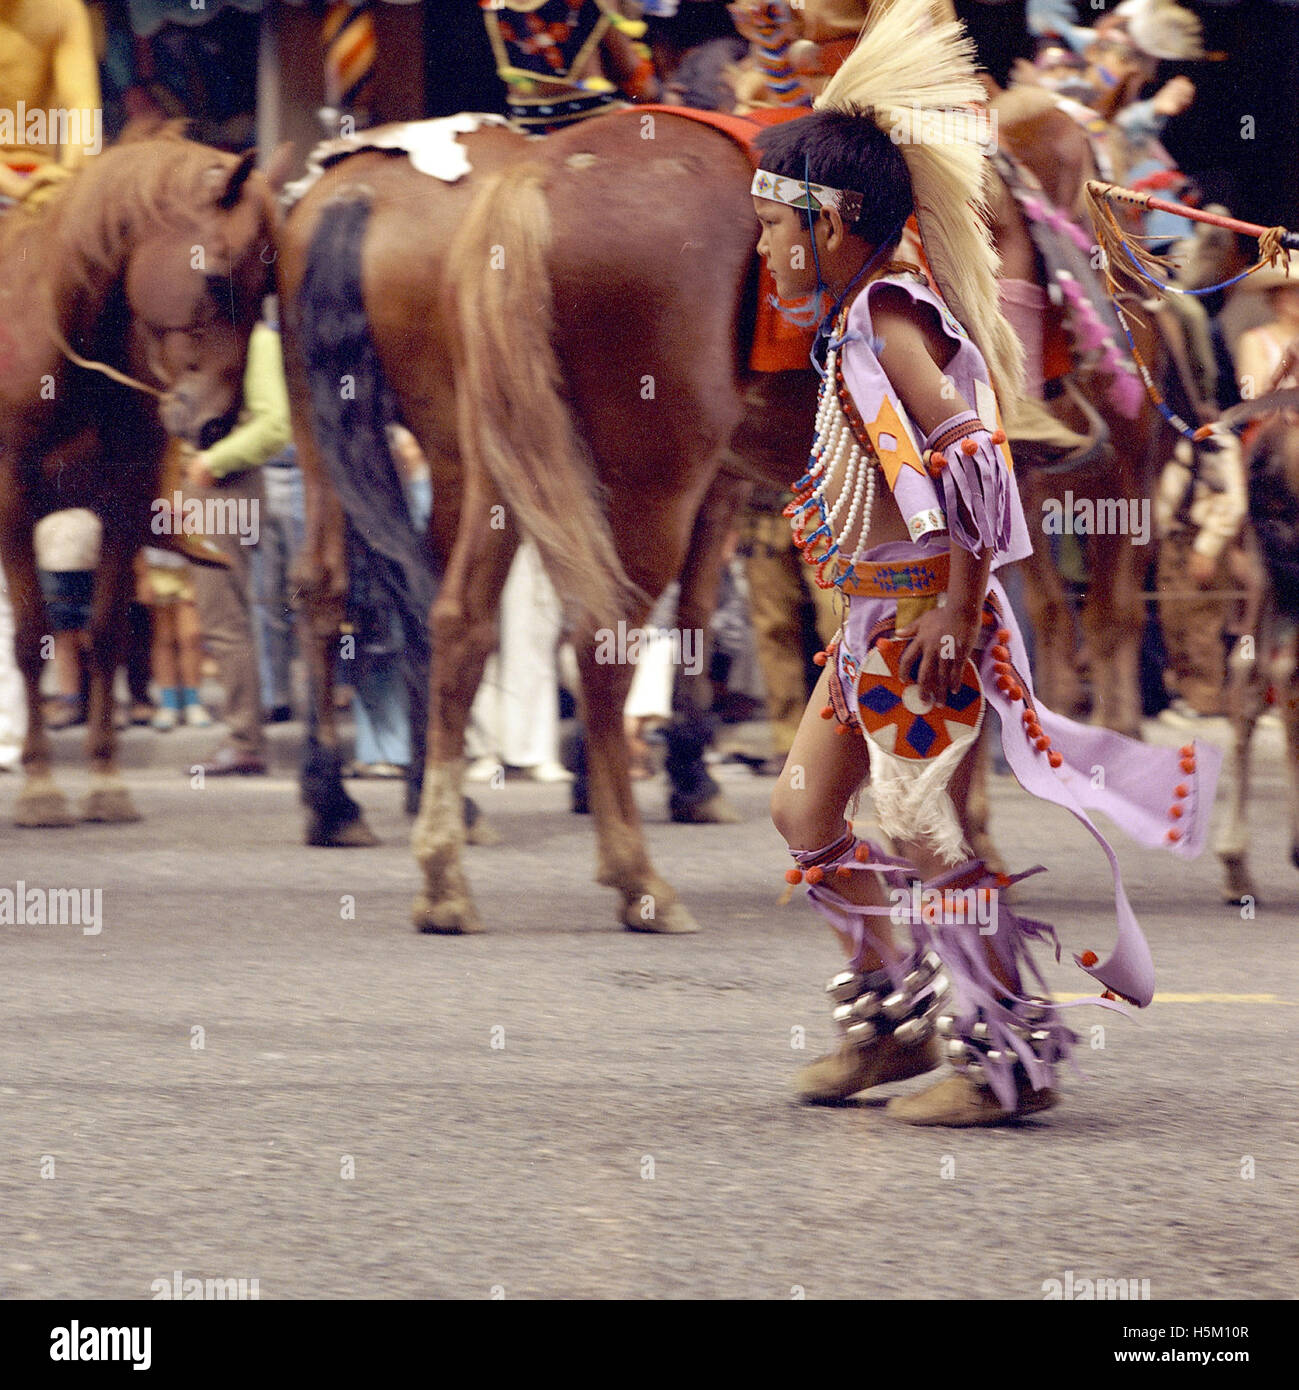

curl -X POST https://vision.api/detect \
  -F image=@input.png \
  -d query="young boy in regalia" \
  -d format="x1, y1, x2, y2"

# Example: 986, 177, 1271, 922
754, 0, 1221, 1125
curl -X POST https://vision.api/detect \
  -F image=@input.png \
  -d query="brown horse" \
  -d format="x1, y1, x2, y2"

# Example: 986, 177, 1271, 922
0, 134, 279, 827
986, 87, 1181, 738
288, 99, 1131, 934
279, 112, 831, 933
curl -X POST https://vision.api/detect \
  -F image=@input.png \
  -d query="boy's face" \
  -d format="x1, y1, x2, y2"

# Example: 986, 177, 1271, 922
753, 197, 818, 301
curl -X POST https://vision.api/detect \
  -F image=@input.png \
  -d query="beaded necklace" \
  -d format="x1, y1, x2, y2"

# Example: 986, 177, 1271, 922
784, 266, 918, 590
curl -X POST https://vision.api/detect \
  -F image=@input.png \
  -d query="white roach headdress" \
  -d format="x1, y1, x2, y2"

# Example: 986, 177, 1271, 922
815, 0, 1024, 418
1114, 0, 1205, 62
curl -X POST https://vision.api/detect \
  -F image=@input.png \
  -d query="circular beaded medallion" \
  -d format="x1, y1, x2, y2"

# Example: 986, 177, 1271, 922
854, 636, 984, 760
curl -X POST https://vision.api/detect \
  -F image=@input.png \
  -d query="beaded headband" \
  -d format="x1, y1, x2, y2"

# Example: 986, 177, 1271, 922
751, 168, 864, 225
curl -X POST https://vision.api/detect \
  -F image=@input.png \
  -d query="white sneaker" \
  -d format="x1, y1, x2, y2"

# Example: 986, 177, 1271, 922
184, 704, 214, 728
465, 757, 503, 783
524, 761, 575, 783
151, 707, 179, 731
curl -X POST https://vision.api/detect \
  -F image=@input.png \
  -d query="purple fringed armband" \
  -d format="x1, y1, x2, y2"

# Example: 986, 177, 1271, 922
923, 410, 1014, 556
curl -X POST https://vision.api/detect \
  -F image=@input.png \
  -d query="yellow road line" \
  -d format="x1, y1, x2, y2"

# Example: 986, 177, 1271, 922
1056, 992, 1295, 1005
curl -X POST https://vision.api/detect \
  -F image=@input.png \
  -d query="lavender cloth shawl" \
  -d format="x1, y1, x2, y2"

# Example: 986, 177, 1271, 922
836, 541, 1223, 1009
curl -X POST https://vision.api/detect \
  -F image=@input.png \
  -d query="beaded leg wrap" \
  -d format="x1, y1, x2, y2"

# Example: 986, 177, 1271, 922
785, 828, 948, 1100
825, 949, 950, 1053
896, 857, 1079, 1112
785, 825, 913, 971
936, 997, 1070, 1103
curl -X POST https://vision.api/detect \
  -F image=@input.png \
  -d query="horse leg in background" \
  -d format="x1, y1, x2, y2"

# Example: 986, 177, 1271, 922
1277, 625, 1299, 871
664, 468, 751, 826
576, 536, 702, 937
1081, 504, 1145, 739
1216, 600, 1271, 903
960, 724, 1007, 878
282, 288, 379, 849
395, 397, 497, 848
80, 517, 141, 822
410, 484, 518, 934
1, 493, 75, 826
1019, 466, 1087, 718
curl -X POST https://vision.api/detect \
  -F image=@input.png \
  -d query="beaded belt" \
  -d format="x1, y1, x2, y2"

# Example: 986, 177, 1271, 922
834, 551, 951, 598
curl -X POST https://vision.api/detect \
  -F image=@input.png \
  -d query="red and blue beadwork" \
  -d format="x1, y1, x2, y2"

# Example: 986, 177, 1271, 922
854, 637, 984, 759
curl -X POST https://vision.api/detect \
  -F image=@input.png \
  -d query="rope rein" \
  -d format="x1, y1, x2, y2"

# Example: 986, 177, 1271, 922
46, 317, 166, 399
1086, 185, 1296, 442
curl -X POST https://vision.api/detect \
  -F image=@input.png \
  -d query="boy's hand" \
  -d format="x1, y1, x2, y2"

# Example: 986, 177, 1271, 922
896, 605, 978, 704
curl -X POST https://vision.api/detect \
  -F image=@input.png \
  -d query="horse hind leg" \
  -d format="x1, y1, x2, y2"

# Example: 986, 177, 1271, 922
577, 635, 699, 934
410, 488, 517, 935
299, 584, 379, 848
664, 470, 750, 826
283, 309, 378, 849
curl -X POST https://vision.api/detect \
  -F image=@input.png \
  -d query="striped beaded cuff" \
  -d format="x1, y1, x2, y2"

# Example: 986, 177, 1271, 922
924, 411, 984, 459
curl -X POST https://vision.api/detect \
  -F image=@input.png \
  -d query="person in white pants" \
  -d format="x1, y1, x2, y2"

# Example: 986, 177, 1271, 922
466, 541, 572, 782
0, 571, 26, 771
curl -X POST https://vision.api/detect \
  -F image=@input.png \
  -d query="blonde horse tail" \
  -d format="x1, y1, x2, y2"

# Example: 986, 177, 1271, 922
445, 162, 640, 635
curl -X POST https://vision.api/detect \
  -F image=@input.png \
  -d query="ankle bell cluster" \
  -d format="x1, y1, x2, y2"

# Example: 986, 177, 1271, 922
935, 998, 1067, 1085
826, 949, 950, 1050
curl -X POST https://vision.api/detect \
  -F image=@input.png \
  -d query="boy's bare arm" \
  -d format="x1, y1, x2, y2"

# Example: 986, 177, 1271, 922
871, 296, 969, 435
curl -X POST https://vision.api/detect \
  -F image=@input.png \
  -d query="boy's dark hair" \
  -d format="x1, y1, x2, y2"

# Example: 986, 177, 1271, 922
753, 107, 913, 246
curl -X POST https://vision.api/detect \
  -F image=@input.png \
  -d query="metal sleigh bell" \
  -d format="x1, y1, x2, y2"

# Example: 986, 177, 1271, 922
825, 952, 951, 1050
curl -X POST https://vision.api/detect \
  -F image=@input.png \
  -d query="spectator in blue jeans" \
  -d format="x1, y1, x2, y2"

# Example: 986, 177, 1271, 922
252, 442, 305, 722
346, 427, 433, 777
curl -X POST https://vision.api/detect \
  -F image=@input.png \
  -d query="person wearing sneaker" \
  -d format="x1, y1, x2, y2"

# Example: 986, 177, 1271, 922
185, 309, 292, 777
139, 549, 213, 732
758, 3, 1221, 1127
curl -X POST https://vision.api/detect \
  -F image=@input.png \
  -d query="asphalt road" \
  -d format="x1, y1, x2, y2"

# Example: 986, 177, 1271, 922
1, 715, 1296, 1300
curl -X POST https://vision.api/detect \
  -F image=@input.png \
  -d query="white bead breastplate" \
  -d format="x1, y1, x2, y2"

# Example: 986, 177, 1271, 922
787, 338, 879, 588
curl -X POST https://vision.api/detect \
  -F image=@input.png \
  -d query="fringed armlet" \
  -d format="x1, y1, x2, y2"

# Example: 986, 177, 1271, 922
922, 411, 1012, 555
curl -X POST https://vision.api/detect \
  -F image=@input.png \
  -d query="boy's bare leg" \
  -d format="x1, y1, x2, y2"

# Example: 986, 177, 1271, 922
773, 665, 947, 1100
770, 664, 894, 966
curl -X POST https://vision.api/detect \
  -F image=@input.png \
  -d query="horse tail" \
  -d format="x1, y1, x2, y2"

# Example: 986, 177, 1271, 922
444, 162, 640, 634
294, 193, 434, 786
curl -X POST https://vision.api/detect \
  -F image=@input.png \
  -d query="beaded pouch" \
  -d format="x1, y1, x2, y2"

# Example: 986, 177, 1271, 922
853, 629, 985, 865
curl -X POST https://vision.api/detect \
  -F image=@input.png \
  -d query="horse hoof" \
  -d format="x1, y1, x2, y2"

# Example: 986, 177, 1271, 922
1219, 855, 1258, 905
670, 793, 743, 826
465, 816, 502, 847
624, 899, 700, 934
14, 790, 76, 828
305, 814, 379, 847
81, 788, 142, 823
412, 894, 485, 935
